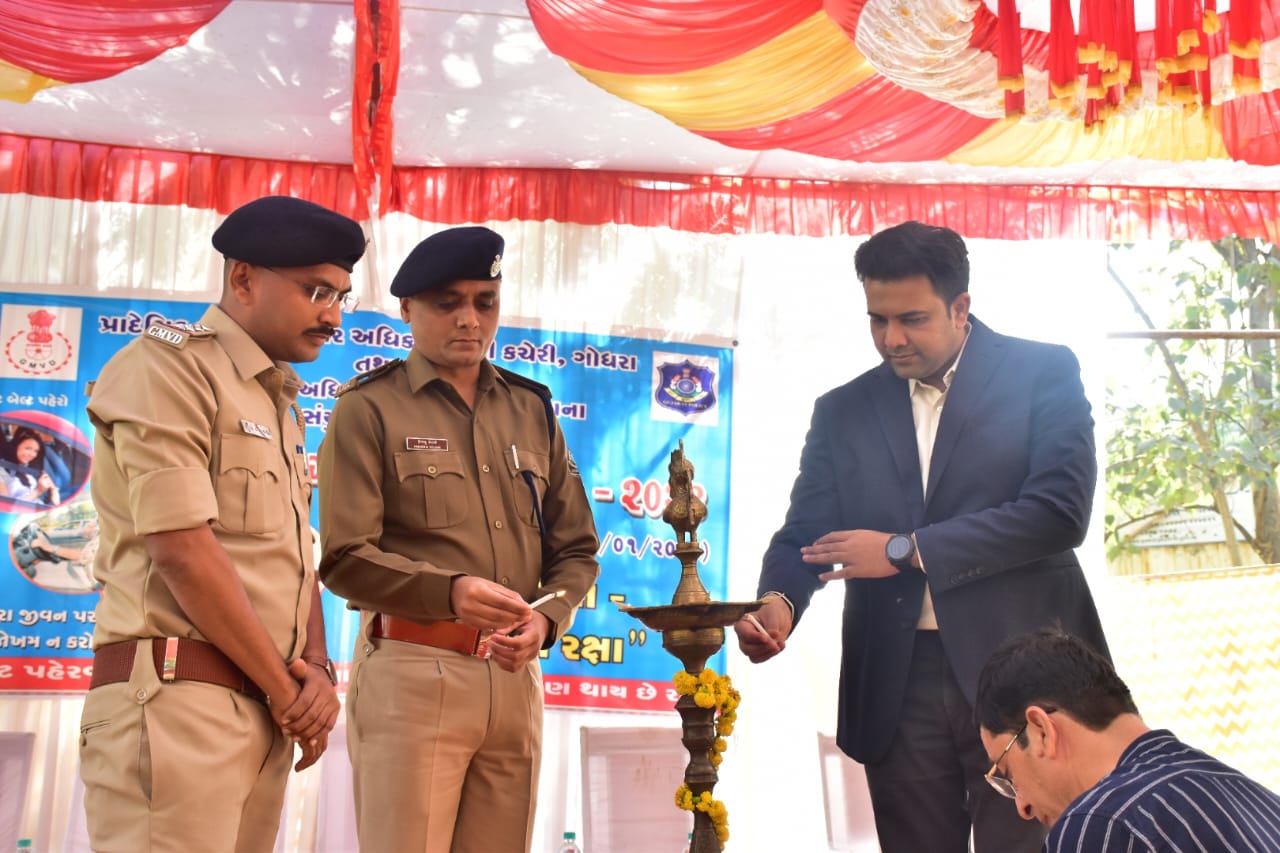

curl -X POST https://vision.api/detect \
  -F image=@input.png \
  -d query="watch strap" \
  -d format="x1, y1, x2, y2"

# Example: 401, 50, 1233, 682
304, 656, 338, 685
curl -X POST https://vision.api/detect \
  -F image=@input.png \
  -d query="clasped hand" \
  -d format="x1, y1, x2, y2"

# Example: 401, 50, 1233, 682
276, 658, 340, 772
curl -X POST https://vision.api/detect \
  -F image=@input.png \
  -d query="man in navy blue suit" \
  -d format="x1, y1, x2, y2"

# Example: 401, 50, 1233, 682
736, 221, 1109, 853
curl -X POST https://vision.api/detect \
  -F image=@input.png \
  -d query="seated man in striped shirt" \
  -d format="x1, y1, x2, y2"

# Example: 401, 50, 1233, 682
974, 627, 1280, 852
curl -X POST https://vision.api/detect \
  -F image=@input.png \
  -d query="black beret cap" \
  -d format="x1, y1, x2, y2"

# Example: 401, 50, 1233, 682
390, 226, 504, 298
211, 196, 367, 272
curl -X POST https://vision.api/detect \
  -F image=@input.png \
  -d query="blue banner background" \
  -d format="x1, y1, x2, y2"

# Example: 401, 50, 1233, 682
0, 295, 733, 702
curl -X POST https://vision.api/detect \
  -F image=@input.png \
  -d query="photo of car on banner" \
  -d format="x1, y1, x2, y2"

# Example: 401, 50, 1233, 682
0, 409, 91, 514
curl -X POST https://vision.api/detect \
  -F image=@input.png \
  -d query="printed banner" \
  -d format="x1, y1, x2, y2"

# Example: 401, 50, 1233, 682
0, 295, 733, 710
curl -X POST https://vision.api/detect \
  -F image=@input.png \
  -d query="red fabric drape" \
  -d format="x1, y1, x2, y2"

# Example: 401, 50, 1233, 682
995, 0, 1026, 118
352, 0, 400, 218
0, 0, 229, 83
1221, 87, 1280, 163
530, 0, 1280, 165
700, 75, 994, 163
3, 133, 1280, 243
527, 0, 815, 74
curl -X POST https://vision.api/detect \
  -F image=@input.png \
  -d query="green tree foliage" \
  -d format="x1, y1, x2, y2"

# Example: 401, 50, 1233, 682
1105, 238, 1280, 565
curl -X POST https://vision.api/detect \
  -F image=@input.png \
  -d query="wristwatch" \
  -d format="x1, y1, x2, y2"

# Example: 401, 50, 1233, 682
885, 533, 917, 572
305, 656, 339, 685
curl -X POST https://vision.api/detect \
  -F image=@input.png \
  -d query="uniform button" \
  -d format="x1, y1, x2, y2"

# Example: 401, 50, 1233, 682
482, 464, 491, 473
501, 577, 510, 586
135, 688, 147, 701
427, 465, 438, 475
494, 520, 503, 529
363, 644, 373, 654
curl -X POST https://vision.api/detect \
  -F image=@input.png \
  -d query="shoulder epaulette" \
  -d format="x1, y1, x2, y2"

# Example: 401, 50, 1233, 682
143, 319, 217, 350
336, 358, 404, 397
495, 365, 556, 438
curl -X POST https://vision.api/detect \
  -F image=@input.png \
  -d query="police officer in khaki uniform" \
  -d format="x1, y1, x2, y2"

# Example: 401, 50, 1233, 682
80, 196, 365, 853
318, 226, 600, 853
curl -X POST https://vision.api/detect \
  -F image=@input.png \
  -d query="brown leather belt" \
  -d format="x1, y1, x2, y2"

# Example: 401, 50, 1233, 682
89, 638, 266, 703
371, 614, 489, 658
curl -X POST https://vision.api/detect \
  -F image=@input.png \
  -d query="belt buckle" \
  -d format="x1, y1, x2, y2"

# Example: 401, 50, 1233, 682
161, 637, 180, 682
475, 630, 493, 659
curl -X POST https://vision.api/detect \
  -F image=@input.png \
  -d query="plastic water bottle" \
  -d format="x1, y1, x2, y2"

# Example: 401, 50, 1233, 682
681, 831, 692, 852
557, 830, 583, 852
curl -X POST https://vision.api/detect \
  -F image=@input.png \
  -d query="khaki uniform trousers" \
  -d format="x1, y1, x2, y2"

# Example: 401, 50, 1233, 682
347, 635, 544, 853
79, 640, 292, 853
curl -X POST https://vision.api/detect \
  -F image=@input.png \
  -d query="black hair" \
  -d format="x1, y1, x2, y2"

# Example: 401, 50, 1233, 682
975, 627, 1138, 735
3, 427, 47, 469
853, 221, 970, 305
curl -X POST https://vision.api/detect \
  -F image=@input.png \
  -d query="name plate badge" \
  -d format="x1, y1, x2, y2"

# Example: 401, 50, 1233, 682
406, 437, 448, 451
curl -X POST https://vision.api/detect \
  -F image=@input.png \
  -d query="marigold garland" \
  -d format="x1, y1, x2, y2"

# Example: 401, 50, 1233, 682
672, 667, 740, 849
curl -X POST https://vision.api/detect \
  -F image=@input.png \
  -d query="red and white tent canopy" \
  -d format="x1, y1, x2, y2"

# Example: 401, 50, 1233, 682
1, 0, 1279, 241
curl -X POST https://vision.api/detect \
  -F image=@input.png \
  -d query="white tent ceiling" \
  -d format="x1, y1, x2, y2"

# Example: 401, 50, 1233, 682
2, 0, 1279, 191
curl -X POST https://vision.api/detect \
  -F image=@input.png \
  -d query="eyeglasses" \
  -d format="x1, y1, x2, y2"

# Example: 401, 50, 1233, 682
265, 267, 359, 313
984, 721, 1028, 799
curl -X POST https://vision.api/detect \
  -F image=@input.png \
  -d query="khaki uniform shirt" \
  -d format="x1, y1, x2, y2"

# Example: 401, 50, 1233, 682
87, 306, 313, 660
317, 351, 600, 636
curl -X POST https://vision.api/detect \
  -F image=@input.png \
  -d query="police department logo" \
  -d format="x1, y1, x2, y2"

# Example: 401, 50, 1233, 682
655, 359, 716, 416
4, 308, 75, 377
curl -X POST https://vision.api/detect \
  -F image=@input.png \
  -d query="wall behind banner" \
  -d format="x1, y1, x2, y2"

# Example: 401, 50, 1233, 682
0, 294, 734, 713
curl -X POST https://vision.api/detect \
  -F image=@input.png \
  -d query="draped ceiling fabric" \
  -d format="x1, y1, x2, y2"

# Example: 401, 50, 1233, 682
526, 0, 1280, 168
0, 1, 230, 103
3, 133, 1279, 243
1, 1, 1280, 242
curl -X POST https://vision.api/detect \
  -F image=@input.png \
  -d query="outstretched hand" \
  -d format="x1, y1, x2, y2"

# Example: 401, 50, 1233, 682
804, 530, 900, 580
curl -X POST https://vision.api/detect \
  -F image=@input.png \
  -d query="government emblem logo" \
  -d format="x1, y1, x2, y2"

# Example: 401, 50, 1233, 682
2, 306, 79, 379
654, 358, 716, 417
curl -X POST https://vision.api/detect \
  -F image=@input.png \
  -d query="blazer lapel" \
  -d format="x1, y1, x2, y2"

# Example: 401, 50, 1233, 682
925, 318, 1005, 508
869, 364, 926, 519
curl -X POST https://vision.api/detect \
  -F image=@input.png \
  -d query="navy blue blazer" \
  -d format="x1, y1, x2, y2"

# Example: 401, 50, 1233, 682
758, 316, 1109, 764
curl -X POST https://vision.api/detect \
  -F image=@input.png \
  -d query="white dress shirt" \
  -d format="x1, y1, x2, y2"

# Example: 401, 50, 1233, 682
908, 326, 970, 630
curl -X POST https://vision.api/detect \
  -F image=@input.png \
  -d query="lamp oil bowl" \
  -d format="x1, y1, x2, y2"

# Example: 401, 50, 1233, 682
616, 441, 764, 852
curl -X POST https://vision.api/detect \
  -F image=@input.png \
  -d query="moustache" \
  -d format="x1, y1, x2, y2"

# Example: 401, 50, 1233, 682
305, 327, 337, 340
